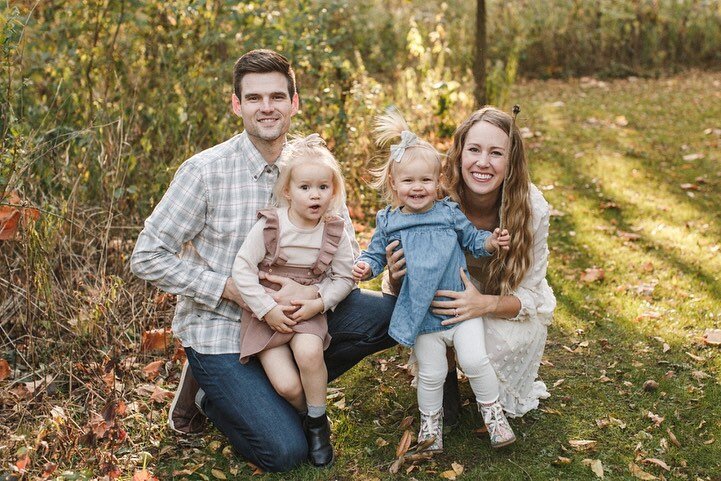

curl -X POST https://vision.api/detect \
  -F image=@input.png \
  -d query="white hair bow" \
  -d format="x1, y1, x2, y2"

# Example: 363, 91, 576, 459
389, 130, 418, 162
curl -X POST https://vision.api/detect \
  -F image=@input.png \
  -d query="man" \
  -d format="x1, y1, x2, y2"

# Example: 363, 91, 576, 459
130, 49, 396, 471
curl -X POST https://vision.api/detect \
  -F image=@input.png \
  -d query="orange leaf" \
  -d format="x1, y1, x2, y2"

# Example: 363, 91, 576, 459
149, 384, 174, 403
41, 462, 58, 478
395, 429, 412, 458
580, 268, 605, 283
16, 454, 30, 472
142, 360, 165, 380
132, 469, 159, 481
141, 328, 172, 352
0, 192, 39, 240
0, 358, 10, 380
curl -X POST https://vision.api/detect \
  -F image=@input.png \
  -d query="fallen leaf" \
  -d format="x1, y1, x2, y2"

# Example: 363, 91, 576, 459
685, 351, 704, 362
0, 358, 10, 380
647, 412, 664, 427
641, 458, 670, 471
553, 378, 565, 388
142, 360, 165, 380
681, 153, 704, 161
691, 370, 709, 380
451, 462, 464, 475
396, 430, 412, 458
132, 469, 159, 481
569, 439, 597, 451
666, 428, 681, 447
580, 268, 605, 283
141, 328, 172, 352
615, 115, 628, 127
389, 457, 403, 474
582, 458, 604, 478
440, 470, 458, 480
211, 469, 227, 480
16, 454, 30, 472
702, 329, 721, 346
679, 183, 699, 191
375, 437, 389, 447
617, 230, 641, 241
629, 462, 657, 480
398, 415, 414, 431
555, 456, 572, 464
149, 385, 174, 403
703, 437, 715, 445
643, 380, 658, 392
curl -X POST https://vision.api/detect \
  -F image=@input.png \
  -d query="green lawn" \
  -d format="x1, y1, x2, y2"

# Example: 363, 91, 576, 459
151, 73, 721, 480
3, 72, 720, 480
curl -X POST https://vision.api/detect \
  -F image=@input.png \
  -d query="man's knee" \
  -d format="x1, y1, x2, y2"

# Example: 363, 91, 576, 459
253, 432, 307, 472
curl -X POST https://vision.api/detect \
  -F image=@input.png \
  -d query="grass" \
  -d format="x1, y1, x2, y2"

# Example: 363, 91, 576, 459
2, 72, 720, 480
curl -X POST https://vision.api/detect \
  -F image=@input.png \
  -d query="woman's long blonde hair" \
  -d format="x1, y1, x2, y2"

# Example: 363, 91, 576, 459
369, 108, 442, 207
442, 106, 533, 295
273, 134, 346, 214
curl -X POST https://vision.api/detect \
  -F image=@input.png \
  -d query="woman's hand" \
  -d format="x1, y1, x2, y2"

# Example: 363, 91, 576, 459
385, 240, 406, 294
431, 268, 499, 325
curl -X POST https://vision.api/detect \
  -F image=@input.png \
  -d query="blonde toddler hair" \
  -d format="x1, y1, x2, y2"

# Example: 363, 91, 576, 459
273, 134, 347, 214
369, 108, 443, 207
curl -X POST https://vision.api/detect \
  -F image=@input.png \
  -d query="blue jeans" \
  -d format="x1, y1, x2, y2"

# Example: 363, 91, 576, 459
187, 288, 396, 472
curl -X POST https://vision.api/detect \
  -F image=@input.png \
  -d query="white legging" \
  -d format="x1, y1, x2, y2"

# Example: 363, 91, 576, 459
415, 317, 499, 414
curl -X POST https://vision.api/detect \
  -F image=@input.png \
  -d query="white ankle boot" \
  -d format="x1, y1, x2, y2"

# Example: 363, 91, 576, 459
478, 401, 516, 448
418, 409, 444, 453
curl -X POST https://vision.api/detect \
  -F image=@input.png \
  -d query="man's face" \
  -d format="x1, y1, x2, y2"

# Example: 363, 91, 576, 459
232, 72, 298, 144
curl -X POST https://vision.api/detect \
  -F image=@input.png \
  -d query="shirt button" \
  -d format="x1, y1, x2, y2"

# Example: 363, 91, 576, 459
265, 166, 272, 173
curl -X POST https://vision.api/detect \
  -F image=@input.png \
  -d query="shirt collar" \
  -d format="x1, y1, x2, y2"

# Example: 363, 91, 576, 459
239, 131, 281, 181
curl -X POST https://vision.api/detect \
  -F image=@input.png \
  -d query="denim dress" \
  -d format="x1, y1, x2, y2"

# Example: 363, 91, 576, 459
357, 198, 493, 346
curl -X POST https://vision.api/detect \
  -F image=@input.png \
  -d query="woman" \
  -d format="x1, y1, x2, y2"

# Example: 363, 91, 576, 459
385, 106, 555, 439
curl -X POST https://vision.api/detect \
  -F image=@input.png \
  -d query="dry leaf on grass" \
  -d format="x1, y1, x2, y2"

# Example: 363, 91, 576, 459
569, 439, 597, 451
141, 328, 173, 352
580, 268, 605, 283
628, 462, 656, 480
211, 468, 227, 479
396, 430, 412, 458
702, 329, 721, 346
641, 458, 670, 471
132, 469, 159, 481
582, 458, 604, 478
142, 360, 165, 380
0, 358, 10, 380
398, 415, 414, 430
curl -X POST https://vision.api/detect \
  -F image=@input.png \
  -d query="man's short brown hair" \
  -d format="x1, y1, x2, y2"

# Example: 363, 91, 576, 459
233, 49, 297, 100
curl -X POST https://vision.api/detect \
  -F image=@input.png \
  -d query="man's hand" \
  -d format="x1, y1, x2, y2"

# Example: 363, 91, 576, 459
260, 271, 319, 306
290, 298, 325, 321
263, 305, 297, 333
352, 261, 371, 283
222, 277, 246, 307
485, 228, 511, 253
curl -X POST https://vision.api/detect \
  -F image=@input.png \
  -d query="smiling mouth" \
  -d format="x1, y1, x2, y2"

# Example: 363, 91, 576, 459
471, 172, 493, 181
258, 118, 279, 124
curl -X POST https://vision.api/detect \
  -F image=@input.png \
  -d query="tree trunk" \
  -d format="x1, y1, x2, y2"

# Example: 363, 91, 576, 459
474, 0, 487, 107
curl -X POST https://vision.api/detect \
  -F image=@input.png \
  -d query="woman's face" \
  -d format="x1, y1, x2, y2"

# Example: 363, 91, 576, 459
460, 121, 509, 199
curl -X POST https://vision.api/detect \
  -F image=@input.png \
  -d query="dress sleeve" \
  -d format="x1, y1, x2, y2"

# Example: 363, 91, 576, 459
230, 217, 277, 319
356, 208, 390, 278
130, 163, 227, 309
450, 201, 492, 258
507, 190, 555, 324
317, 230, 356, 312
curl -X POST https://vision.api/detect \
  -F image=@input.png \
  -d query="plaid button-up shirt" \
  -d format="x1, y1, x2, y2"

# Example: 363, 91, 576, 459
130, 131, 357, 354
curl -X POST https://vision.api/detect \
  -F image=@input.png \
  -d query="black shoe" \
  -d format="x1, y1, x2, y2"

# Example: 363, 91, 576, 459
442, 369, 460, 433
303, 413, 334, 467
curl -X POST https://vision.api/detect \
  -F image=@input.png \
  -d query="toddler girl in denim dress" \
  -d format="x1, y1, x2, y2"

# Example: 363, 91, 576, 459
353, 109, 514, 452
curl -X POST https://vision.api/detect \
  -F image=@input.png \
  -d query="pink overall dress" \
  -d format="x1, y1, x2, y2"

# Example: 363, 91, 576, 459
239, 208, 344, 363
